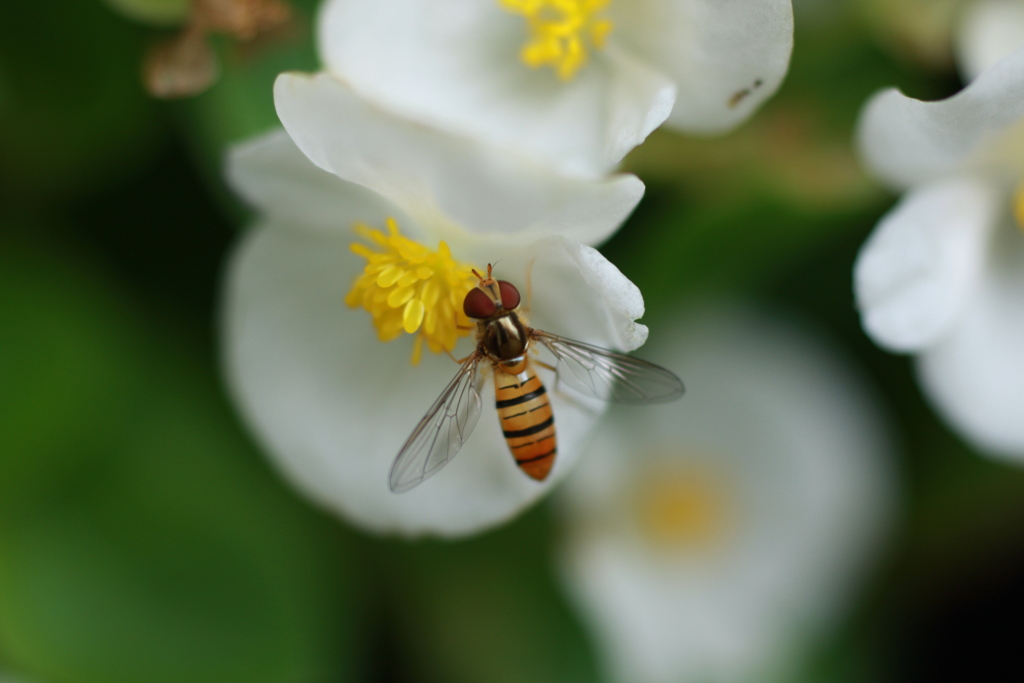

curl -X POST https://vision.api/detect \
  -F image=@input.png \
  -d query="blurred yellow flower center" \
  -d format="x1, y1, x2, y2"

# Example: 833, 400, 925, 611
500, 0, 614, 81
633, 464, 731, 550
1014, 181, 1024, 233
346, 218, 478, 365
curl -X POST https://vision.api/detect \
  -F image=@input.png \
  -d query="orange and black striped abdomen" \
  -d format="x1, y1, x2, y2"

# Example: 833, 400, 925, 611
494, 365, 557, 481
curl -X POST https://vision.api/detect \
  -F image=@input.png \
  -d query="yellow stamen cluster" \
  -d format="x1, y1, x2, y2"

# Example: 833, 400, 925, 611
633, 463, 731, 551
1013, 181, 1024, 233
346, 218, 479, 365
500, 0, 614, 81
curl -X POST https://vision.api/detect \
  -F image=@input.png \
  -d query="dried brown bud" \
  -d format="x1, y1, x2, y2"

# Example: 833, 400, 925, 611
143, 24, 217, 99
196, 0, 291, 40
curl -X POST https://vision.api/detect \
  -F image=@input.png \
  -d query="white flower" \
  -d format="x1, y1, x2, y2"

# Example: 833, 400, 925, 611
222, 73, 648, 537
558, 305, 895, 683
311, 0, 793, 177
854, 45, 1024, 459
956, 0, 1024, 81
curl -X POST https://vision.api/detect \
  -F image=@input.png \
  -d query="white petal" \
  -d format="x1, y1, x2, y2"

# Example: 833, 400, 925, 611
601, 46, 678, 169
854, 178, 1000, 352
274, 72, 644, 246
856, 46, 1024, 189
917, 221, 1024, 459
222, 219, 648, 537
956, 0, 1024, 82
560, 304, 895, 683
316, 0, 674, 176
561, 238, 648, 351
610, 0, 794, 133
226, 129, 398, 235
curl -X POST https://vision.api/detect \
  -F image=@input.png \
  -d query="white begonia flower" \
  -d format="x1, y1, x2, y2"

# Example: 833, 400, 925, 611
854, 45, 1024, 459
956, 0, 1024, 81
221, 72, 649, 537
313, 0, 793, 177
559, 305, 895, 683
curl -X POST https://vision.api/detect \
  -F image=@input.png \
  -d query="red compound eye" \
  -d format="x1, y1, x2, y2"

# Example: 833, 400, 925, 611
463, 287, 496, 319
498, 281, 521, 310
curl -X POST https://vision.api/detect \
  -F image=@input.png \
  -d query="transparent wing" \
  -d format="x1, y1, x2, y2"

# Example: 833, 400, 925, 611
389, 353, 484, 493
534, 331, 684, 404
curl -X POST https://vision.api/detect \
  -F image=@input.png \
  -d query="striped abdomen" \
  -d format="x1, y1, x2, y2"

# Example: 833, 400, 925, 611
494, 363, 557, 481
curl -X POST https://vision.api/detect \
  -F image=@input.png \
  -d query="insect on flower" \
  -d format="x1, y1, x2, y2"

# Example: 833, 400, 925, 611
389, 265, 685, 493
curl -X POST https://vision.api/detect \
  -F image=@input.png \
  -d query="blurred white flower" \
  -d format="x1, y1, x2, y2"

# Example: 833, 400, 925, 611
312, 0, 793, 177
559, 305, 895, 683
222, 73, 649, 537
956, 0, 1024, 81
854, 46, 1024, 459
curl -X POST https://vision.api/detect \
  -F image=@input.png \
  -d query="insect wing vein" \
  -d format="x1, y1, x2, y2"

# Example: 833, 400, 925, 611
534, 331, 684, 404
389, 354, 483, 493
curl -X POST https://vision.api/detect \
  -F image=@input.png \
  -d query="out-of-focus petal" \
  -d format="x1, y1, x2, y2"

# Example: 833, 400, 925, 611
956, 0, 1024, 82
560, 304, 894, 683
611, 0, 793, 133
316, 0, 674, 176
854, 178, 1000, 352
856, 46, 1024, 189
274, 72, 644, 245
917, 223, 1024, 459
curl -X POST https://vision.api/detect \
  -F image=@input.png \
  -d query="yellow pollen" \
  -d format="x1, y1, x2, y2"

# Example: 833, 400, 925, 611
1014, 181, 1024, 233
346, 218, 478, 365
500, 0, 614, 81
633, 463, 731, 551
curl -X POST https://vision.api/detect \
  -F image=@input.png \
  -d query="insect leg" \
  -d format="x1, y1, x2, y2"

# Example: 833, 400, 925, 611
445, 349, 475, 364
452, 312, 474, 332
522, 256, 537, 314
536, 358, 569, 395
533, 359, 557, 372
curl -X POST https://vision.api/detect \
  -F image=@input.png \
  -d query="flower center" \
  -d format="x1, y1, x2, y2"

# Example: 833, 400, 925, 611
346, 218, 479, 365
500, 0, 614, 81
632, 462, 732, 551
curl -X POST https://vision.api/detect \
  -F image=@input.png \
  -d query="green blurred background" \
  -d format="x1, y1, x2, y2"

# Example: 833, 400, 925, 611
2, 0, 1024, 681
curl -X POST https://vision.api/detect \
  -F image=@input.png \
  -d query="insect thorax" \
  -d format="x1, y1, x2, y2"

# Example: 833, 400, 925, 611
480, 313, 529, 361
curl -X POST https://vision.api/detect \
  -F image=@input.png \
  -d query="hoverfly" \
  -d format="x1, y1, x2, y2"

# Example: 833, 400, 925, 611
388, 265, 684, 492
